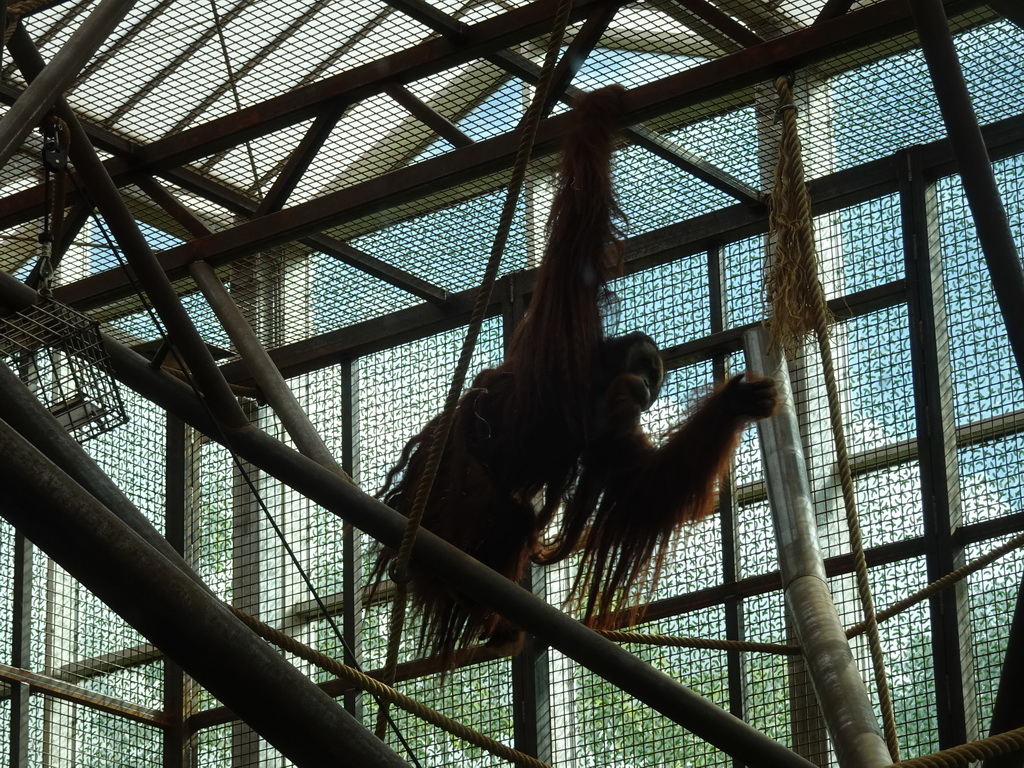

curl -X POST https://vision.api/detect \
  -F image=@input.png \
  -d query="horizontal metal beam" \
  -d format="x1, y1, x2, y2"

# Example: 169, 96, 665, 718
201, 106, 1024, 384
0, 662, 169, 727
671, 0, 764, 47
47, 0, 990, 312
121, 0, 604, 174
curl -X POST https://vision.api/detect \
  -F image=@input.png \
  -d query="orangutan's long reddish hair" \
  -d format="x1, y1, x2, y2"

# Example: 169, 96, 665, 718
373, 84, 776, 664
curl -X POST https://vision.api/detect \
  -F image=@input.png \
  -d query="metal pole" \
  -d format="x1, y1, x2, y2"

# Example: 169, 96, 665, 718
189, 259, 353, 482
9, 534, 31, 768
0, 417, 410, 768
900, 146, 975, 748
6, 25, 250, 429
0, 0, 134, 171
745, 328, 892, 768
984, 574, 1024, 768
909, 0, 1024, 381
97, 334, 818, 768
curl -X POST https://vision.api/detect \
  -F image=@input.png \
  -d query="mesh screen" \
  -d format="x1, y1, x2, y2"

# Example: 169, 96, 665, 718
1, 3, 1024, 767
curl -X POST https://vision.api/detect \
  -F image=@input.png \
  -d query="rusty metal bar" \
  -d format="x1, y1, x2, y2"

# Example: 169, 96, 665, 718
816, 0, 858, 23
910, 0, 1024, 381
383, 82, 473, 149
7, 25, 249, 428
671, 0, 763, 46
536, 0, 624, 116
134, 175, 450, 304
0, 416, 410, 768
625, 123, 762, 203
255, 107, 348, 215
0, 0, 134, 171
189, 259, 353, 482
382, 0, 470, 40
0, 662, 170, 727
746, 328, 892, 768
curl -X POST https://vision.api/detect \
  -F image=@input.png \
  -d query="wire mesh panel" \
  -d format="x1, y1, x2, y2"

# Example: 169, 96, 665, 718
3, 0, 1024, 765
28, 697, 163, 767
547, 609, 732, 768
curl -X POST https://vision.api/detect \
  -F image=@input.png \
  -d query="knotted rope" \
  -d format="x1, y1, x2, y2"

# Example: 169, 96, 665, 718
765, 73, 900, 762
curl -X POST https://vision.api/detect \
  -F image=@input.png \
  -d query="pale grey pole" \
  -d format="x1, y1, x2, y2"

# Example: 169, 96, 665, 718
746, 327, 892, 768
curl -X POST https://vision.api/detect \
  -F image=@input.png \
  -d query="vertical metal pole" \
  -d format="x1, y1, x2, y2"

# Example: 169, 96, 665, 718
231, 399, 262, 765
189, 260, 352, 482
910, 0, 1024, 382
163, 414, 187, 768
505, 273, 552, 764
0, 0, 135, 170
900, 147, 976, 748
709, 244, 748, 759
10, 534, 32, 768
340, 360, 363, 720
745, 327, 892, 768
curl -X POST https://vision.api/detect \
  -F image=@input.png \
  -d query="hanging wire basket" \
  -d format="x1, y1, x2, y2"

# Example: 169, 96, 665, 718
0, 300, 129, 442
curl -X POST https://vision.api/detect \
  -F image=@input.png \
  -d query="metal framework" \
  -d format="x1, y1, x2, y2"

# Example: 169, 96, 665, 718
0, 0, 1022, 766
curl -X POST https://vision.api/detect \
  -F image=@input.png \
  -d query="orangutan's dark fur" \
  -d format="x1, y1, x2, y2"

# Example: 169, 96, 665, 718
372, 85, 777, 664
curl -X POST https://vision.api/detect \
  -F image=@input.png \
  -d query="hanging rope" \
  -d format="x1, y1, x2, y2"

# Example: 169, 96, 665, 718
375, 0, 575, 739
228, 606, 552, 768
765, 73, 900, 762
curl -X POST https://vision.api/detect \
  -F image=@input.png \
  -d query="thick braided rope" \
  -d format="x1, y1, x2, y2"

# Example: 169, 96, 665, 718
228, 606, 552, 768
599, 630, 799, 655
767, 74, 900, 762
847, 529, 1024, 640
375, 0, 575, 739
892, 726, 1024, 768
